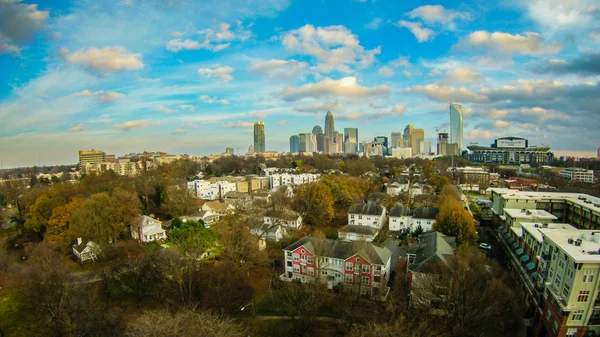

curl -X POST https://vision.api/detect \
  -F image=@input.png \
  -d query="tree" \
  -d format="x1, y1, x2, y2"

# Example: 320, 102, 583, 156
45, 197, 83, 249
433, 199, 477, 246
410, 248, 524, 337
168, 218, 219, 257
320, 175, 370, 212
127, 307, 246, 337
292, 182, 334, 226
429, 175, 450, 194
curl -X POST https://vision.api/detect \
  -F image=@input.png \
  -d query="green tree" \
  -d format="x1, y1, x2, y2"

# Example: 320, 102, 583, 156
169, 218, 219, 257
320, 175, 370, 211
292, 182, 334, 226
433, 199, 477, 246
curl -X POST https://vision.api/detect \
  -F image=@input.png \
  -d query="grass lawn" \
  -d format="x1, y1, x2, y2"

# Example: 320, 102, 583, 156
0, 290, 28, 337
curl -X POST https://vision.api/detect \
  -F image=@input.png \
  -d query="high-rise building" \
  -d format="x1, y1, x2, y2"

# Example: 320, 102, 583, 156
411, 128, 425, 155
79, 150, 106, 165
344, 142, 358, 154
325, 111, 335, 141
225, 147, 234, 155
299, 133, 317, 153
316, 134, 326, 152
335, 131, 344, 153
450, 102, 464, 150
597, 147, 600, 158
374, 136, 388, 149
437, 132, 460, 156
391, 132, 402, 148
253, 122, 265, 153
419, 141, 432, 155
344, 128, 358, 144
299, 133, 308, 152
312, 125, 323, 136
290, 135, 300, 153
248, 144, 254, 155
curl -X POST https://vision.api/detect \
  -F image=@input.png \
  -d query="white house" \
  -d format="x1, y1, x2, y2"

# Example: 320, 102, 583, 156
250, 223, 287, 242
385, 182, 424, 197
187, 180, 237, 200
72, 238, 101, 263
131, 215, 167, 243
388, 204, 413, 232
264, 209, 302, 229
338, 225, 379, 242
348, 201, 387, 229
202, 201, 235, 216
411, 206, 440, 232
386, 182, 403, 196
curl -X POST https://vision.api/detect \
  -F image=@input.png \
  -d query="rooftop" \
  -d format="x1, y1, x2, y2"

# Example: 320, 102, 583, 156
283, 237, 392, 265
348, 201, 385, 216
338, 225, 379, 236
491, 188, 600, 214
413, 206, 440, 220
389, 203, 412, 217
520, 222, 576, 243
408, 232, 456, 272
503, 208, 557, 221
541, 229, 600, 263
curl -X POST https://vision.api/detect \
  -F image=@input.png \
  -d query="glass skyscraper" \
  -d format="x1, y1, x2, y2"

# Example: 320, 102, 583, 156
450, 102, 464, 150
290, 135, 300, 153
253, 122, 265, 153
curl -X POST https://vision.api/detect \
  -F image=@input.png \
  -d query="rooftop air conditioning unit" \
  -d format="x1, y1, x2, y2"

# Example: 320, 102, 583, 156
575, 239, 582, 247
568, 238, 574, 244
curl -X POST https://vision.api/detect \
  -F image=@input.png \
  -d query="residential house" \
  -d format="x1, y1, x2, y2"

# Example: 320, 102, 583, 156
264, 209, 302, 229
223, 191, 252, 208
340, 201, 387, 242
389, 203, 413, 232
250, 223, 287, 242
411, 206, 440, 232
202, 201, 235, 216
72, 237, 101, 263
338, 225, 379, 242
280, 236, 392, 299
131, 215, 167, 243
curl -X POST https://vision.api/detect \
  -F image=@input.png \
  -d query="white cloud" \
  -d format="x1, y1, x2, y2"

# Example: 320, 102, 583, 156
199, 95, 230, 104
337, 112, 363, 120
280, 77, 390, 101
248, 59, 307, 80
378, 66, 394, 76
406, 84, 487, 102
293, 101, 343, 112
456, 31, 561, 56
178, 104, 195, 111
154, 105, 176, 113
371, 104, 405, 119
60, 47, 144, 74
396, 20, 435, 42
0, 0, 49, 55
198, 65, 234, 83
282, 24, 381, 72
526, 0, 599, 30
445, 68, 483, 83
364, 17, 383, 30
173, 128, 188, 134
390, 56, 410, 67
166, 22, 251, 53
274, 120, 287, 125
224, 121, 254, 128
250, 111, 267, 119
68, 124, 85, 132
113, 120, 160, 131
72, 90, 125, 103
405, 5, 471, 29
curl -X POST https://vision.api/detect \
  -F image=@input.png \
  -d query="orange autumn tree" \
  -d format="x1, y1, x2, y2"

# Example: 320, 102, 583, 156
45, 197, 84, 249
433, 199, 477, 246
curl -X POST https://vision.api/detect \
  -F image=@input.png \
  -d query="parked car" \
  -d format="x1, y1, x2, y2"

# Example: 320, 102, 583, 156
479, 243, 492, 250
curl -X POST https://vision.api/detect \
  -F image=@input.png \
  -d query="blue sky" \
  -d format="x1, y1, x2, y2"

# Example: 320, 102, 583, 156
1, 0, 599, 167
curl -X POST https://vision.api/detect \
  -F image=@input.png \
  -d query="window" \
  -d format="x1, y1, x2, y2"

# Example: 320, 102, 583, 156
558, 258, 565, 270
548, 268, 554, 281
321, 270, 327, 276
362, 265, 370, 273
301, 249, 305, 254
346, 262, 354, 271
350, 215, 355, 219
584, 270, 595, 283
562, 283, 570, 298
554, 274, 561, 286
301, 265, 306, 274
287, 261, 292, 267
578, 290, 590, 302
293, 265, 300, 273
553, 319, 559, 331
571, 310, 584, 321
335, 272, 342, 278
301, 254, 306, 261
566, 328, 578, 337
361, 276, 370, 285
307, 256, 314, 264
293, 254, 299, 261
358, 215, 363, 220
307, 267, 314, 275
567, 267, 574, 279
546, 308, 552, 321
287, 251, 292, 258
345, 274, 354, 283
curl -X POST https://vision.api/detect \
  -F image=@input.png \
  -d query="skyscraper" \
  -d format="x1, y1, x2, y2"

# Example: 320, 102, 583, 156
290, 135, 300, 153
374, 136, 388, 149
312, 125, 323, 135
316, 134, 326, 152
335, 132, 343, 153
253, 122, 265, 153
450, 102, 464, 150
344, 128, 358, 144
325, 111, 334, 140
412, 128, 424, 155
391, 132, 402, 148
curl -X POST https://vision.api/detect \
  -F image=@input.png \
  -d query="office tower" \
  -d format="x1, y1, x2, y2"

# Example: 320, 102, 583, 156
374, 136, 388, 149
248, 144, 254, 155
419, 141, 432, 155
325, 111, 335, 140
597, 147, 600, 158
391, 132, 402, 148
450, 102, 464, 150
290, 135, 300, 153
316, 134, 326, 152
344, 142, 358, 154
323, 136, 330, 154
225, 147, 234, 155
79, 150, 106, 165
309, 133, 317, 152
299, 133, 308, 152
344, 128, 358, 144
437, 132, 449, 156
335, 131, 343, 153
405, 125, 424, 155
312, 125, 323, 136
253, 122, 265, 153
403, 125, 413, 144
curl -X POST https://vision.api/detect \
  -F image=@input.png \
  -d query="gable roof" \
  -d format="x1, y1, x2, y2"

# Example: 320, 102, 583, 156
73, 239, 99, 254
131, 215, 162, 229
389, 203, 412, 217
413, 206, 440, 219
223, 191, 251, 199
338, 225, 378, 236
283, 237, 392, 265
348, 201, 384, 215
264, 208, 299, 221
408, 232, 456, 272
203, 201, 230, 211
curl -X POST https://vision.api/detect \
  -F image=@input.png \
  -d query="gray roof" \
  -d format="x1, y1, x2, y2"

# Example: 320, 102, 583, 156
408, 232, 456, 272
338, 225, 378, 236
264, 209, 299, 221
348, 201, 384, 216
131, 215, 162, 229
412, 206, 439, 220
283, 237, 392, 265
389, 203, 412, 217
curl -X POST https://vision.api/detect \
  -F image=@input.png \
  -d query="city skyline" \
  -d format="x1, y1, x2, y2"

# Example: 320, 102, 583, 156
0, 0, 599, 167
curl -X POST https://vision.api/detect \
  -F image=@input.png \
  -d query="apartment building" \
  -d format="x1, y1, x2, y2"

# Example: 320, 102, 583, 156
560, 168, 596, 184
187, 180, 236, 200
280, 237, 392, 299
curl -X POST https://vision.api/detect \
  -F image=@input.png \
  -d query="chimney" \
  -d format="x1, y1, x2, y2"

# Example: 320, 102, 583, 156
76, 237, 82, 246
